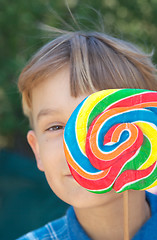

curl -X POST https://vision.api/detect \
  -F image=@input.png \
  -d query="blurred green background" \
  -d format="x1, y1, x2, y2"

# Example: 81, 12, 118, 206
1, 0, 157, 239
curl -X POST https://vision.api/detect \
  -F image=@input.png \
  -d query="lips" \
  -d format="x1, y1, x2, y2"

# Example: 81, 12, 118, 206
64, 171, 73, 177
66, 174, 73, 177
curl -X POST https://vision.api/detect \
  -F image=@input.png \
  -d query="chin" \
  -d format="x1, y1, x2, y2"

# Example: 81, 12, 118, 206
48, 177, 121, 208
64, 189, 116, 208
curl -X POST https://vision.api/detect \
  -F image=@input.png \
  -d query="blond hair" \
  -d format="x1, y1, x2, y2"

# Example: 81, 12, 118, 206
18, 30, 157, 125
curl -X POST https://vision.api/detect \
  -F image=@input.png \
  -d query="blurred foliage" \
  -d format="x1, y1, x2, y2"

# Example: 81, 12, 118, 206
1, 0, 157, 150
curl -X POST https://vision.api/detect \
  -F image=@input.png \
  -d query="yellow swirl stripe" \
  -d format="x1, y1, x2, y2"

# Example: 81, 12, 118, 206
76, 89, 118, 153
136, 122, 157, 169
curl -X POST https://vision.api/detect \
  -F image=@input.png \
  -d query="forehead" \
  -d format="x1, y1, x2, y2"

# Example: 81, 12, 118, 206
31, 66, 70, 114
31, 66, 88, 124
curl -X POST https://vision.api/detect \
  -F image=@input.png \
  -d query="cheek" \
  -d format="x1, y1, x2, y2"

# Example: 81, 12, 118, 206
38, 134, 66, 169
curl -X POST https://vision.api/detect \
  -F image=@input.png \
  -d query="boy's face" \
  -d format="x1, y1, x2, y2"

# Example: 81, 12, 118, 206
27, 65, 122, 208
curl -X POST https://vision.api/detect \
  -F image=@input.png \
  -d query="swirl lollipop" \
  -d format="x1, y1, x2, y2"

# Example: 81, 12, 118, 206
63, 89, 157, 193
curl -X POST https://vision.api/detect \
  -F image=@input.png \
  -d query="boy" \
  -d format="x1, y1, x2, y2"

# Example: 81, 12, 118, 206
17, 30, 157, 240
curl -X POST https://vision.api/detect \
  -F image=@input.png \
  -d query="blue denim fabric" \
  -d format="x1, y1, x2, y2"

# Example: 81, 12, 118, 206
17, 192, 157, 240
17, 206, 90, 240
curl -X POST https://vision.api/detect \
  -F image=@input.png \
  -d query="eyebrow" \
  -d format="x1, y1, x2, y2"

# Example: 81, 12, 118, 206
37, 108, 59, 122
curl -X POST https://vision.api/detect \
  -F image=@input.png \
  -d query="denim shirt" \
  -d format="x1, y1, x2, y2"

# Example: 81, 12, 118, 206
17, 192, 157, 240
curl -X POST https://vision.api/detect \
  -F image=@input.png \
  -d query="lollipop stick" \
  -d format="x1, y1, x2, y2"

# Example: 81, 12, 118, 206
123, 191, 129, 240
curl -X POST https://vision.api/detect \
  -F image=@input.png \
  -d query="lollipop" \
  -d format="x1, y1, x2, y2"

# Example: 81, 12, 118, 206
63, 89, 157, 193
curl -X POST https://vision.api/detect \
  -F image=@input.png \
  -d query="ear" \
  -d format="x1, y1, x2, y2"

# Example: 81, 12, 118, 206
27, 130, 44, 171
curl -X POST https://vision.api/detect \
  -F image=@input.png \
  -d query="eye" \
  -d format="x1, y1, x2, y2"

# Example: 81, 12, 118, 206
46, 125, 64, 132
